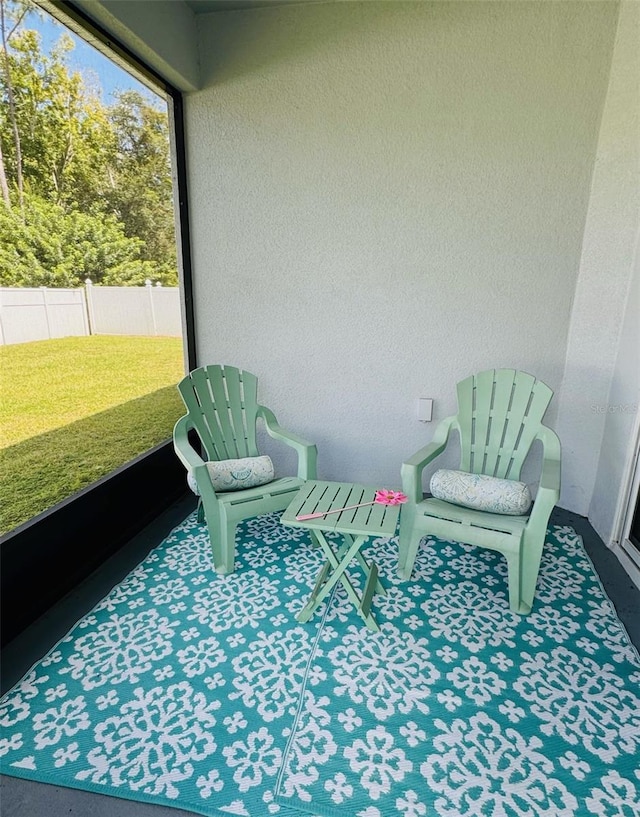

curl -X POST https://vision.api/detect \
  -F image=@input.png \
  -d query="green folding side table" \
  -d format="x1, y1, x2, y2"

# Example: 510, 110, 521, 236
281, 480, 400, 632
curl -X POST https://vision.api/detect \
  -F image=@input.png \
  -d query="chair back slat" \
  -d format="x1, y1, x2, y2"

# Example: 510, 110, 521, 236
177, 368, 220, 459
207, 366, 244, 458
502, 379, 553, 479
470, 369, 496, 473
190, 367, 232, 459
457, 375, 475, 472
457, 369, 553, 479
495, 372, 542, 479
482, 369, 516, 475
223, 366, 253, 458
177, 365, 260, 462
238, 370, 259, 451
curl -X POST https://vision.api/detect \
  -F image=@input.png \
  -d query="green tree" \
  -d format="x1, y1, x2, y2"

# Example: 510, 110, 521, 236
7, 28, 114, 208
106, 91, 177, 280
0, 1, 178, 286
0, 192, 156, 286
0, 0, 32, 209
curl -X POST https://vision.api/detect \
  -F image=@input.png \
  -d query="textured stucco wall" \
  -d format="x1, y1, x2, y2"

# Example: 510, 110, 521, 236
587, 1, 640, 546
589, 237, 639, 545
556, 0, 640, 522
185, 1, 618, 493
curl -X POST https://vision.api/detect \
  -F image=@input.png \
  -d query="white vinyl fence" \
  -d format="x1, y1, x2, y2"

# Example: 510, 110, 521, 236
0, 281, 181, 346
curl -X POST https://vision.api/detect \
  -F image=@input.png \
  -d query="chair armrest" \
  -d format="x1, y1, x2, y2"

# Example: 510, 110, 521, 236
528, 425, 561, 527
257, 406, 318, 480
173, 415, 206, 471
173, 415, 220, 507
536, 425, 561, 494
401, 415, 457, 503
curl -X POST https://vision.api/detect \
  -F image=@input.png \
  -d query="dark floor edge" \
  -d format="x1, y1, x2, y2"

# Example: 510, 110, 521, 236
0, 493, 197, 695
549, 506, 639, 648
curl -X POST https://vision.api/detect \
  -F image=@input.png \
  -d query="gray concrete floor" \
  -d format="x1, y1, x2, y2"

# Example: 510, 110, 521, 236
1, 501, 638, 817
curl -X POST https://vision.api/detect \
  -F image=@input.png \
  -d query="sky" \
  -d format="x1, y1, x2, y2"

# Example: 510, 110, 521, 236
25, 8, 163, 107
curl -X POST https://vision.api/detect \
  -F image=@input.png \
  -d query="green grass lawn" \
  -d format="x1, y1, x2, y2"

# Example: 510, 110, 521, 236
0, 336, 186, 535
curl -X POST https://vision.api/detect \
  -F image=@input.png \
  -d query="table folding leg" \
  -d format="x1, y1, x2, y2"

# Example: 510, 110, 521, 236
296, 530, 386, 632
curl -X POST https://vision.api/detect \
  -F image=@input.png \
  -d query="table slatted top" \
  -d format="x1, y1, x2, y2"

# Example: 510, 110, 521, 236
281, 480, 400, 537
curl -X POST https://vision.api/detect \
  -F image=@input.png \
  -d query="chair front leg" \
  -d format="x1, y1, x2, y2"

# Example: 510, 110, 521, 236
397, 504, 420, 580
210, 507, 238, 575
518, 518, 550, 614
503, 550, 524, 613
518, 485, 558, 612
199, 490, 236, 575
298, 443, 317, 481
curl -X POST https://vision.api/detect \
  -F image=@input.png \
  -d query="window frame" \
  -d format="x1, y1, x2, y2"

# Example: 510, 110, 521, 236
0, 0, 197, 647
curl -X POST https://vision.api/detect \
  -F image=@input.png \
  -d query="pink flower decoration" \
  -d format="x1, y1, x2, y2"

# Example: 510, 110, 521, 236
374, 489, 408, 506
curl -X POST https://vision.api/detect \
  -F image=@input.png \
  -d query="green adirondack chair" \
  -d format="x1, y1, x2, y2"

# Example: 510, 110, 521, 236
398, 369, 561, 614
173, 365, 317, 574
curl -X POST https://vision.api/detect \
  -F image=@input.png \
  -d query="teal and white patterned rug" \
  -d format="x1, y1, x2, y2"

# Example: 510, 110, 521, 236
1, 512, 639, 817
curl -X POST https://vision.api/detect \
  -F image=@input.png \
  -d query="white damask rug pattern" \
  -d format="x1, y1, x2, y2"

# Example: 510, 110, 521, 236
0, 513, 639, 817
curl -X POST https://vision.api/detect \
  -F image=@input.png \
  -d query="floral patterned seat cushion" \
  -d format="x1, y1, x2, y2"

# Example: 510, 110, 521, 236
187, 455, 274, 495
429, 469, 532, 515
